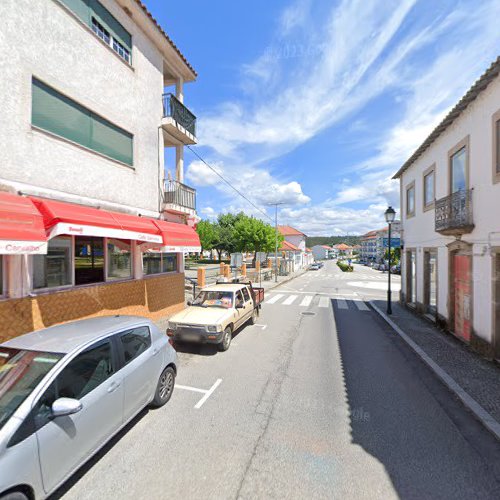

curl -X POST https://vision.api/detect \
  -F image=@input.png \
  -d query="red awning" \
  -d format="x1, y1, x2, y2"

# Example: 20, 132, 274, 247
0, 192, 47, 254
153, 220, 201, 252
31, 198, 163, 244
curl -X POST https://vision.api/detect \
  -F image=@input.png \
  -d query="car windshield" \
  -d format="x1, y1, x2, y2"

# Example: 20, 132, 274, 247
193, 291, 234, 308
0, 347, 63, 431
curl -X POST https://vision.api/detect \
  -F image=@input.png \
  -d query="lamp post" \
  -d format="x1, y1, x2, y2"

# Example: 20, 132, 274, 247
268, 202, 285, 282
385, 206, 396, 315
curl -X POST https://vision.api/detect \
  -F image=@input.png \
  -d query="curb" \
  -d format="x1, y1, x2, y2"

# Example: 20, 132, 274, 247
370, 301, 500, 442
263, 269, 307, 292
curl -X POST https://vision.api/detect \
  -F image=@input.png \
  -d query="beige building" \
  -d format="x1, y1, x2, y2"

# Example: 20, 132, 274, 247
394, 57, 500, 360
0, 0, 200, 341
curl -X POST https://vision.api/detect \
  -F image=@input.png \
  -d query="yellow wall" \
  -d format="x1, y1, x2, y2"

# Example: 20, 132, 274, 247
0, 273, 185, 343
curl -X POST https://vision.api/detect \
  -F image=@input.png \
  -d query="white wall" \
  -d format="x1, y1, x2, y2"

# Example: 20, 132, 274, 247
400, 73, 500, 343
0, 0, 166, 214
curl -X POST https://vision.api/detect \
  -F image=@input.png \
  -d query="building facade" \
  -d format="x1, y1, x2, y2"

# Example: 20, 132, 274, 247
278, 225, 312, 269
0, 0, 200, 342
394, 57, 500, 359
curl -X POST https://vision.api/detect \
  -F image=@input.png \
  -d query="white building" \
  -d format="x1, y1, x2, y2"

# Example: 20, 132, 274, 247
278, 225, 312, 269
394, 57, 500, 360
311, 245, 331, 261
0, 0, 200, 341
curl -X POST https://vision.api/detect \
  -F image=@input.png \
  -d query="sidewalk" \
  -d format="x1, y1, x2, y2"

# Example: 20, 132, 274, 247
371, 300, 500, 440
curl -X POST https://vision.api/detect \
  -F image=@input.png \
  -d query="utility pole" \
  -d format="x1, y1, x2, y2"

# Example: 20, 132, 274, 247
268, 202, 285, 283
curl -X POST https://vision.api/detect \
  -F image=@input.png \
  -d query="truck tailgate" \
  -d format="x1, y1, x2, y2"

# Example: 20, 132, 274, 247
253, 286, 264, 305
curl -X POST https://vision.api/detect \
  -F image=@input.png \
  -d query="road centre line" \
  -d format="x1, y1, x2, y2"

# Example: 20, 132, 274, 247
194, 378, 222, 409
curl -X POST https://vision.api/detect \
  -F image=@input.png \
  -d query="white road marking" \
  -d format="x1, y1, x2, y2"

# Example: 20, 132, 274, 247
266, 294, 284, 304
194, 378, 222, 409
283, 295, 298, 305
354, 300, 370, 311
254, 324, 267, 330
300, 295, 313, 307
337, 299, 348, 309
319, 296, 330, 308
176, 384, 207, 394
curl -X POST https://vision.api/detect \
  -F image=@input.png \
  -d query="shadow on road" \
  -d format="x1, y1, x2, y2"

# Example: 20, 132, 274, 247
331, 299, 500, 499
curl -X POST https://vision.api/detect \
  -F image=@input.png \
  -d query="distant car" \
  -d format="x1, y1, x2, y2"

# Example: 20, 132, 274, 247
317, 261, 324, 268
0, 316, 177, 500
309, 263, 320, 270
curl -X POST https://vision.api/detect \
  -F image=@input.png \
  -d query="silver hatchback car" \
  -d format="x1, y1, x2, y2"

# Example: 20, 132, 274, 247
0, 315, 177, 500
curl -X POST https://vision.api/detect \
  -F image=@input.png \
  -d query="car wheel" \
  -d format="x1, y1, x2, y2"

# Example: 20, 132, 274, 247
151, 366, 175, 408
249, 309, 258, 325
218, 326, 232, 352
0, 492, 29, 500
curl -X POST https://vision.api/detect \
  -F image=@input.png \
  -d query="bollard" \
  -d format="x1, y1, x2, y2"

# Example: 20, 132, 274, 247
224, 264, 230, 278
267, 258, 272, 269
241, 263, 247, 276
256, 261, 261, 272
220, 262, 225, 276
197, 267, 206, 288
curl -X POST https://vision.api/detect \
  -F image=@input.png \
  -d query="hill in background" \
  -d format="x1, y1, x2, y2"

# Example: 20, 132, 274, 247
306, 235, 362, 247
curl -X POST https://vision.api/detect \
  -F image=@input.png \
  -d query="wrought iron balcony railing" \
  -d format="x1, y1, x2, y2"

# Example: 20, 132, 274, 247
162, 93, 196, 137
435, 189, 474, 235
164, 180, 196, 211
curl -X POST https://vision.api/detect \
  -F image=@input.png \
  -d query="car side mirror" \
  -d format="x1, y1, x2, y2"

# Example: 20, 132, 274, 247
51, 397, 82, 418
187, 300, 192, 306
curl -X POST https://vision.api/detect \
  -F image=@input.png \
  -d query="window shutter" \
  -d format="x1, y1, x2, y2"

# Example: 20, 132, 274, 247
91, 114, 133, 166
58, 0, 91, 24
89, 0, 131, 51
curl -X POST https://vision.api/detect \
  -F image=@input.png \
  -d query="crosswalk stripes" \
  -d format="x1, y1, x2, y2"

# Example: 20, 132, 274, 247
266, 294, 284, 304
353, 300, 370, 311
337, 299, 348, 309
300, 295, 313, 307
318, 296, 330, 308
282, 295, 298, 305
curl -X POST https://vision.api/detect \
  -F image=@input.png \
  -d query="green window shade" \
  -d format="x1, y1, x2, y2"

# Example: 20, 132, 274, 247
32, 78, 133, 166
91, 114, 133, 166
90, 0, 131, 51
58, 0, 90, 24
32, 79, 91, 148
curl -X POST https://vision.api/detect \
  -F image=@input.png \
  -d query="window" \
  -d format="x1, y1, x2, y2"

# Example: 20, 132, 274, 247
451, 147, 467, 193
496, 119, 500, 174
120, 327, 151, 364
235, 291, 244, 308
407, 250, 416, 304
59, 0, 132, 64
107, 239, 132, 280
242, 287, 250, 302
423, 167, 435, 209
33, 237, 72, 289
75, 236, 104, 286
424, 250, 437, 314
32, 78, 134, 166
406, 182, 415, 217
91, 17, 110, 44
143, 252, 178, 275
57, 341, 114, 400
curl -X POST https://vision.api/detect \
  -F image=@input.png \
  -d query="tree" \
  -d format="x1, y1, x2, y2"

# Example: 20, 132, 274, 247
212, 212, 246, 261
384, 247, 401, 265
196, 220, 218, 254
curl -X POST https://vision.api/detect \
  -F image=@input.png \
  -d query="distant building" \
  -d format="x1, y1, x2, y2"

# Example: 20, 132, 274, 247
360, 223, 401, 263
278, 225, 312, 269
311, 245, 332, 261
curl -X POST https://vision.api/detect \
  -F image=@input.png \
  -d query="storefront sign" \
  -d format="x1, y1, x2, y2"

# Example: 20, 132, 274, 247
0, 240, 48, 254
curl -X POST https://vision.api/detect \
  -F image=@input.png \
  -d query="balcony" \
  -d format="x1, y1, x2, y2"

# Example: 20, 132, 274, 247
163, 180, 196, 215
435, 189, 474, 236
161, 93, 197, 145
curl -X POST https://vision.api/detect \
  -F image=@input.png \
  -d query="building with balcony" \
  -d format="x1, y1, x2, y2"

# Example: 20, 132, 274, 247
393, 56, 500, 360
0, 0, 200, 342
277, 225, 312, 269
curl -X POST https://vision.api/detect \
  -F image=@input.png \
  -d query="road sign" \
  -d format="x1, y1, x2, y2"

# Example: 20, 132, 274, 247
383, 238, 401, 248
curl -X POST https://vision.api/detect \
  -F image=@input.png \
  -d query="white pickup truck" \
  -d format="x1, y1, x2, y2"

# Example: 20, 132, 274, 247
167, 280, 264, 351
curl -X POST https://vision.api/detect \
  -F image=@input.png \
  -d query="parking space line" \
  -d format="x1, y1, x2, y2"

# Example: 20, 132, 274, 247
176, 384, 207, 394
194, 379, 222, 409
254, 324, 267, 330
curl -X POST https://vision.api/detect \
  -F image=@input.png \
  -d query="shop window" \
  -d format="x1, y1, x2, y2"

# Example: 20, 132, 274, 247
75, 236, 104, 286
33, 237, 72, 289
143, 252, 178, 275
107, 239, 132, 280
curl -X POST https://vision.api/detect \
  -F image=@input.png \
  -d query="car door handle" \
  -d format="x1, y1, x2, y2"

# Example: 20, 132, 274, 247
152, 347, 160, 356
107, 381, 121, 393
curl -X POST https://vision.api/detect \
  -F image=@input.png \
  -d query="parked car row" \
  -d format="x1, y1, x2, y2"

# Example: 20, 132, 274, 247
309, 261, 324, 271
358, 260, 401, 274
0, 278, 265, 500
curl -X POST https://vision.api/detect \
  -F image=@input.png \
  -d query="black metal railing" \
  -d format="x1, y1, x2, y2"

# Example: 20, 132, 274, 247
435, 189, 474, 234
162, 93, 196, 136
164, 180, 196, 210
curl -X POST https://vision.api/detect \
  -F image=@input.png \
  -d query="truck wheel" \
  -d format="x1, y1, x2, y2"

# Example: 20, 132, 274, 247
151, 366, 175, 407
218, 326, 232, 351
249, 309, 258, 325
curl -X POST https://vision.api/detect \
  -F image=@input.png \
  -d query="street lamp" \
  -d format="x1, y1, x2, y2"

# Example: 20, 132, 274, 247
268, 202, 285, 282
385, 206, 396, 315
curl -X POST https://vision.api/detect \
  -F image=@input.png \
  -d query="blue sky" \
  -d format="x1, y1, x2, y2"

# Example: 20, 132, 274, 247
150, 0, 500, 235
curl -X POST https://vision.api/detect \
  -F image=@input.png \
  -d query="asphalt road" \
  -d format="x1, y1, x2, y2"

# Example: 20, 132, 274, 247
55, 261, 500, 500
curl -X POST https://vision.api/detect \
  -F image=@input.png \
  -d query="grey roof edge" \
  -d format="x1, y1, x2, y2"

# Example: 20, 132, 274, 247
393, 56, 500, 179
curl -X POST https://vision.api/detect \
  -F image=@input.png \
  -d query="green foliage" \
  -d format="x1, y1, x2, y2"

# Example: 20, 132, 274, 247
306, 235, 361, 247
384, 247, 401, 265
233, 216, 283, 253
196, 220, 218, 252
337, 261, 353, 272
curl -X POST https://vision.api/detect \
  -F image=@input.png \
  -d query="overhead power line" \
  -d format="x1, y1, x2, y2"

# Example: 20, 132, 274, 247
186, 145, 274, 223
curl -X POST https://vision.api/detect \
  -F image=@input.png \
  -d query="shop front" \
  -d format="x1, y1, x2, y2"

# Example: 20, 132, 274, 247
0, 195, 200, 342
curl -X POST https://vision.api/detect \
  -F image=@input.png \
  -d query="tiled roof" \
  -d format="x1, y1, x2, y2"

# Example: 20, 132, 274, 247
280, 240, 301, 252
278, 225, 306, 236
393, 56, 500, 179
133, 0, 197, 78
335, 243, 352, 250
